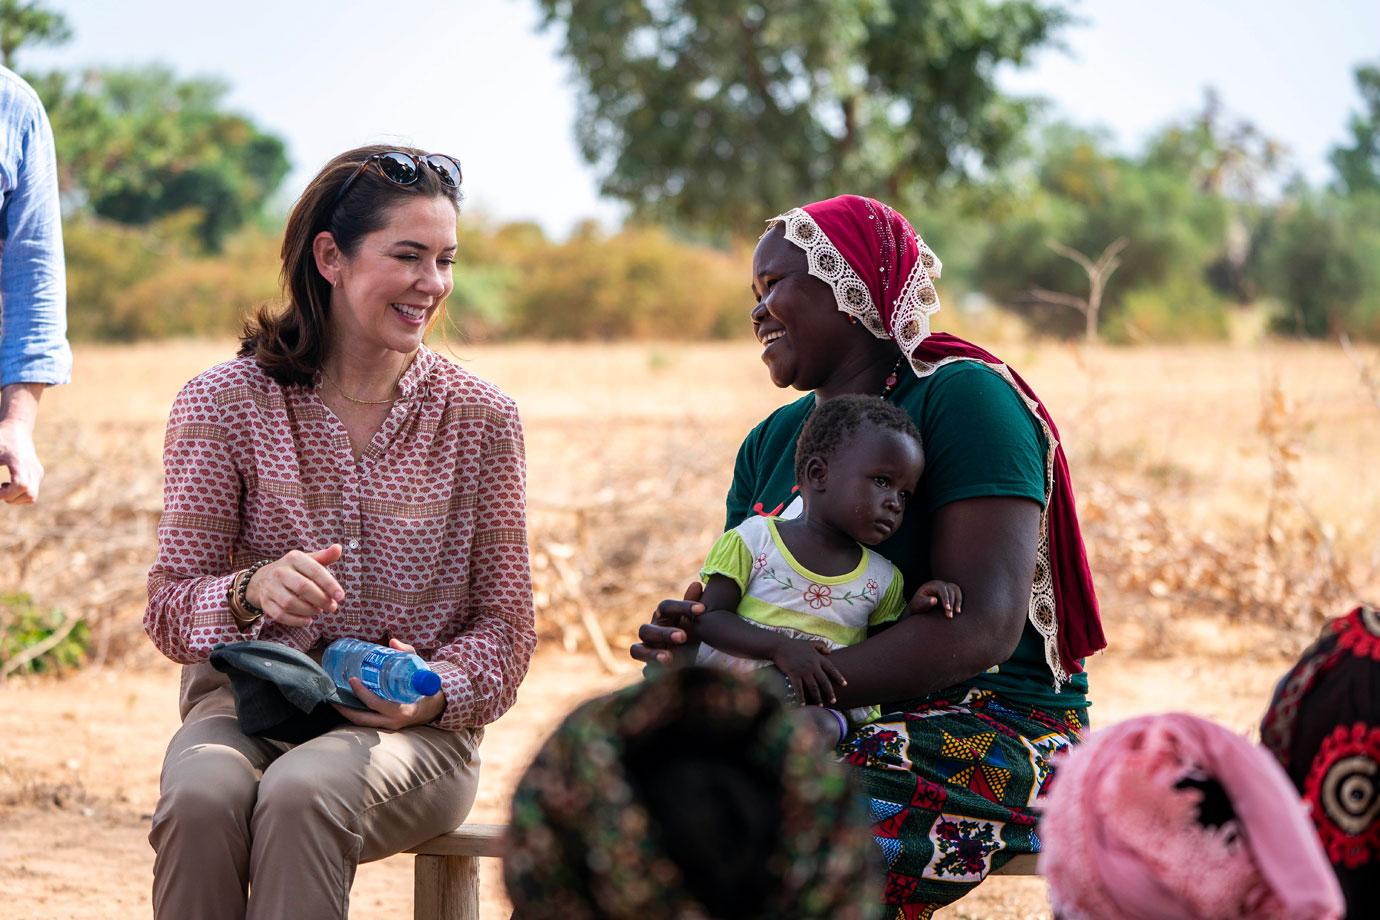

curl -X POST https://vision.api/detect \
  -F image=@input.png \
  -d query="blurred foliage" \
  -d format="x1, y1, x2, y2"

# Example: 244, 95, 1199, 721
537, 0, 1069, 237
9, 7, 291, 335
447, 218, 749, 341
1260, 191, 1380, 338
1332, 62, 1380, 198
1143, 89, 1285, 306
65, 213, 279, 340
30, 66, 289, 251
503, 221, 748, 339
17, 3, 1380, 344
0, 0, 68, 69
1110, 274, 1232, 345
978, 122, 1230, 338
7, 6, 288, 252
63, 212, 754, 343
0, 592, 89, 675
514, 32, 1379, 343
973, 71, 1380, 342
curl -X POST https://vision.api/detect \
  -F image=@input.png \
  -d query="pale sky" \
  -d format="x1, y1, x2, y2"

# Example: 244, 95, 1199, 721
20, 0, 1380, 237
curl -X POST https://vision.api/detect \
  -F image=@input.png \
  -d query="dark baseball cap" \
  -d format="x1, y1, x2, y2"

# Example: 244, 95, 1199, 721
210, 640, 367, 744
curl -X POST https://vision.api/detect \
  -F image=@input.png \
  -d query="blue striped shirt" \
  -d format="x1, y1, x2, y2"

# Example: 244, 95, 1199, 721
0, 66, 70, 387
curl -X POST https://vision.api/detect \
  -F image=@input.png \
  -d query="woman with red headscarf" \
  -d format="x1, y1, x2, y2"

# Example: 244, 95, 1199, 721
632, 194, 1107, 913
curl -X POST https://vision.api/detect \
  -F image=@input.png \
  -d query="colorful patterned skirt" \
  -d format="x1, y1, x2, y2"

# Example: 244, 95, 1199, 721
838, 688, 1086, 918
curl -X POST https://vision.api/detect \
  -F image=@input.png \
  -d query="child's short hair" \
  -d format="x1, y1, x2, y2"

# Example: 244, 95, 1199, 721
794, 394, 922, 483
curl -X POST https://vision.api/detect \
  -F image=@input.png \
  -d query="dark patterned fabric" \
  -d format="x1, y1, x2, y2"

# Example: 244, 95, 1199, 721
505, 668, 882, 919
1262, 604, 1380, 917
840, 688, 1084, 918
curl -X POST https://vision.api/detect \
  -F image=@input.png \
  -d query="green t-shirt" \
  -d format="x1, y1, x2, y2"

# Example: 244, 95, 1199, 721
725, 360, 1090, 712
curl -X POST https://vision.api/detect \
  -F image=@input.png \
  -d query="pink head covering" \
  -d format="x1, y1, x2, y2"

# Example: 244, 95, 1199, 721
1038, 712, 1344, 920
768, 195, 1106, 682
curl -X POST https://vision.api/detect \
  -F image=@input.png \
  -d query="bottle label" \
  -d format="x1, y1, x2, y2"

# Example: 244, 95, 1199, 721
359, 646, 390, 694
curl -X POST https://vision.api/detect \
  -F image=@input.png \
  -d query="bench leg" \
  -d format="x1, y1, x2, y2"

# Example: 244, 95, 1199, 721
414, 853, 481, 920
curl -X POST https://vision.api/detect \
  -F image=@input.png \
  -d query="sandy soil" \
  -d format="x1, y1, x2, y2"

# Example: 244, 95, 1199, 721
0, 636, 1299, 920
3, 339, 1367, 917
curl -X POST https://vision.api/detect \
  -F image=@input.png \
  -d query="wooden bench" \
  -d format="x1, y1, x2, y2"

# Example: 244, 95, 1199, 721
409, 824, 506, 920
408, 824, 1039, 920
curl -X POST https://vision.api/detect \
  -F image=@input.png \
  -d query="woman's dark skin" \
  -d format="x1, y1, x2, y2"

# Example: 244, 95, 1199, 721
630, 225, 1040, 711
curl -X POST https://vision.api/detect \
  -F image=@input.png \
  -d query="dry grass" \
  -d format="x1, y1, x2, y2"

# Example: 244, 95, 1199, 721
3, 337, 1379, 674
4, 337, 1379, 918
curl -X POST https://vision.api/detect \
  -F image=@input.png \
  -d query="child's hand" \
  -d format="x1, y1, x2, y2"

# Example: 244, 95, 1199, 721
771, 638, 846, 705
913, 580, 963, 618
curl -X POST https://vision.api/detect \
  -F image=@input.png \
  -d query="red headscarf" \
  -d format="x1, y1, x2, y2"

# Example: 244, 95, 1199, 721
770, 194, 1106, 681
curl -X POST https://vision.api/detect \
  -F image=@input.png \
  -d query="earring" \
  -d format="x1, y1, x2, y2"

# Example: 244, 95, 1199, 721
848, 315, 858, 325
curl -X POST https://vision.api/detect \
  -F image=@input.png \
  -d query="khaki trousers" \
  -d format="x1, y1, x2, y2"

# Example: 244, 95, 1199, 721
149, 664, 481, 920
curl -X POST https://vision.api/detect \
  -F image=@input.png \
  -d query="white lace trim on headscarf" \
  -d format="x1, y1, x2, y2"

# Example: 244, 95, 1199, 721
764, 207, 944, 355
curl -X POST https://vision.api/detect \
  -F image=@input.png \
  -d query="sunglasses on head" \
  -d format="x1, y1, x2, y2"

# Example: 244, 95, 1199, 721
333, 151, 463, 208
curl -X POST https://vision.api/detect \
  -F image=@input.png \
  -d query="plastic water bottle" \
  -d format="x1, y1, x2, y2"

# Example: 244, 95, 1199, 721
322, 638, 442, 703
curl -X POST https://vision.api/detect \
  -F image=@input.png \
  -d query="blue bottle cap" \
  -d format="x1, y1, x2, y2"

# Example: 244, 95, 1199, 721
412, 669, 442, 697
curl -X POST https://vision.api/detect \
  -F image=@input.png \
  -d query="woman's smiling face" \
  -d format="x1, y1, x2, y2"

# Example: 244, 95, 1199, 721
750, 224, 856, 392
325, 194, 458, 355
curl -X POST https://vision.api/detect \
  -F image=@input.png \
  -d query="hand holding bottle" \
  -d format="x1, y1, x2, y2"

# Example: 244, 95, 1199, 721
332, 637, 446, 730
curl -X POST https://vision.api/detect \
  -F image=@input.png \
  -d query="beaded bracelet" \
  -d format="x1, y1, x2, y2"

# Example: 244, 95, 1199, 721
780, 673, 803, 708
825, 707, 849, 745
227, 560, 270, 626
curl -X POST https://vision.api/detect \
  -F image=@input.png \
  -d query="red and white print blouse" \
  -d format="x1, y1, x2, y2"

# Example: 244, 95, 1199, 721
145, 345, 535, 730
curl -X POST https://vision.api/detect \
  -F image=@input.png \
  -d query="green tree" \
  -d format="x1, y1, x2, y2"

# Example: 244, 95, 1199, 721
0, 0, 70, 69
1331, 61, 1380, 197
1282, 60, 1380, 339
31, 66, 289, 251
1144, 90, 1286, 303
1145, 89, 1285, 202
978, 124, 1230, 339
537, 0, 1070, 236
1261, 191, 1380, 338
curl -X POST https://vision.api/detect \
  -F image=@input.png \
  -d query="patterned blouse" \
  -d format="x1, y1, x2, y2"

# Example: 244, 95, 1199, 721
144, 345, 535, 731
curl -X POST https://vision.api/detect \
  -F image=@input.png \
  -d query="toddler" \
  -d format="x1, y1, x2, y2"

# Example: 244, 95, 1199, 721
695, 394, 961, 741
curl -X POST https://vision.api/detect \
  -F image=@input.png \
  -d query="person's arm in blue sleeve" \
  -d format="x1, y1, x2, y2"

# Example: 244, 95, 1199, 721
1, 75, 71, 504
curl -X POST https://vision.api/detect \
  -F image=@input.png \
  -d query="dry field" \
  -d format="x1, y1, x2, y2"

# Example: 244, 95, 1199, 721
2, 337, 1379, 918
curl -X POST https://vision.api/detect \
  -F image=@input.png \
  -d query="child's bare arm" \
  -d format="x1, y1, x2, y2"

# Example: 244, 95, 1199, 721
697, 575, 790, 660
910, 580, 964, 618
697, 575, 846, 704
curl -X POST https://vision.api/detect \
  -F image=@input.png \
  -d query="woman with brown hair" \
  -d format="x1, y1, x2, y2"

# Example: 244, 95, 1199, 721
143, 146, 535, 919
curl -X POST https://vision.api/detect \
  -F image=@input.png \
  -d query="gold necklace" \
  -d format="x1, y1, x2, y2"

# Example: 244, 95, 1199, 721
320, 360, 409, 406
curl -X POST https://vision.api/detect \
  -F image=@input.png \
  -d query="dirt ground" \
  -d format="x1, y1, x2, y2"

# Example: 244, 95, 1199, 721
2, 338, 1372, 917
0, 632, 1299, 920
